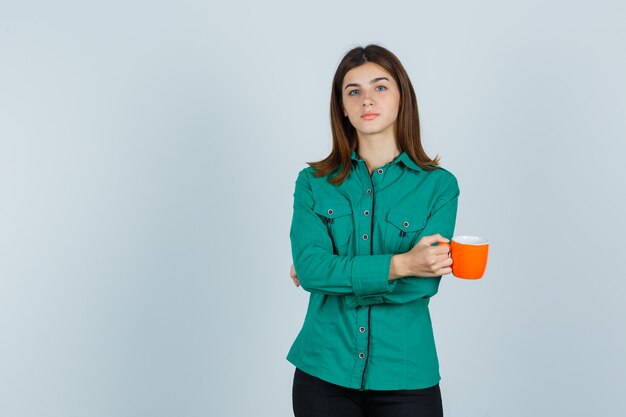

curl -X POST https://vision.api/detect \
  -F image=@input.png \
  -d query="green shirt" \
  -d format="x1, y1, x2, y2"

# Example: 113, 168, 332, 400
287, 150, 460, 390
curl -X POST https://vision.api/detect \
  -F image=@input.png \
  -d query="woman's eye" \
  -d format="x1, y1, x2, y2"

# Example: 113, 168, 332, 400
375, 85, 387, 91
348, 89, 360, 96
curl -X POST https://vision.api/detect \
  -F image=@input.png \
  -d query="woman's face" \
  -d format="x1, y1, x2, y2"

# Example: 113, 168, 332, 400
341, 62, 401, 140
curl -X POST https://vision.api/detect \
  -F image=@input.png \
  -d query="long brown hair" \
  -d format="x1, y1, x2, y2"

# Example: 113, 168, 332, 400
308, 44, 440, 185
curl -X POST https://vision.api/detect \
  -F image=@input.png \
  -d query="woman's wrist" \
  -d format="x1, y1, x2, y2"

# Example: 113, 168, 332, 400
389, 254, 409, 281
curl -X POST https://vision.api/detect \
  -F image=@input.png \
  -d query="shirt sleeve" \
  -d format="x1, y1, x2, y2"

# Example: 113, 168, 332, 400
381, 171, 460, 304
290, 169, 395, 297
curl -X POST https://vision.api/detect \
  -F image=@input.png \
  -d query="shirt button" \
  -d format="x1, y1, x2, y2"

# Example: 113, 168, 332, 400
327, 209, 334, 215
377, 168, 384, 174
363, 210, 370, 216
362, 234, 368, 240
366, 189, 372, 195
359, 326, 366, 333
403, 221, 409, 228
359, 353, 366, 359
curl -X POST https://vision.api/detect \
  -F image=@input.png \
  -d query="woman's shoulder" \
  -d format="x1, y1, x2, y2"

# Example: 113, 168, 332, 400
295, 165, 339, 183
423, 164, 457, 180
295, 166, 316, 182
421, 165, 459, 195
294, 166, 350, 201
293, 167, 324, 192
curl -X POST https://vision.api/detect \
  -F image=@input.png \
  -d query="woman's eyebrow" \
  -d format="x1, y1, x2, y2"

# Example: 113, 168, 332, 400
344, 77, 390, 90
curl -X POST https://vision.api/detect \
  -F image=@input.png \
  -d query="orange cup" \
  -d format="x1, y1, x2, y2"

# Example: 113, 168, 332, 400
439, 236, 489, 279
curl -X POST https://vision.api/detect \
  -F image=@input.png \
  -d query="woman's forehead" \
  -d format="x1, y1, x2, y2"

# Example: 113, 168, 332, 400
343, 62, 395, 85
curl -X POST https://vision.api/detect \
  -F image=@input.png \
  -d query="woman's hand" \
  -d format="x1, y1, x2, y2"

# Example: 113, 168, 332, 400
390, 234, 452, 280
290, 263, 300, 287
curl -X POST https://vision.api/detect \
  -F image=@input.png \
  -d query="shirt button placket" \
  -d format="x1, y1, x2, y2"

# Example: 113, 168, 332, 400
353, 160, 377, 388
355, 165, 375, 385
360, 185, 374, 255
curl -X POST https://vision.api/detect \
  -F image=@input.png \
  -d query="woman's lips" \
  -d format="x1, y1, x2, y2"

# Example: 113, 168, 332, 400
361, 113, 379, 120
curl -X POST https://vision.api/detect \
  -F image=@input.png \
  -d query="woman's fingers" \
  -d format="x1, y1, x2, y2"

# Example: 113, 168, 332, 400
436, 254, 452, 273
417, 234, 450, 248
290, 264, 300, 287
438, 267, 453, 275
422, 254, 452, 276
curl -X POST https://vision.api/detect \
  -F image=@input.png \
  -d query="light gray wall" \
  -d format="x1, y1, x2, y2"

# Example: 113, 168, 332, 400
1, 1, 625, 416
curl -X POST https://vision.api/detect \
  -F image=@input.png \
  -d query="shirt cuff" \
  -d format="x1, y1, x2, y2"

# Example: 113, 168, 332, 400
351, 254, 395, 297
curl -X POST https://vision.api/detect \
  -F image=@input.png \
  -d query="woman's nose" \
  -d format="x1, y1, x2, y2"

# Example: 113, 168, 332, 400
362, 94, 374, 107
360, 88, 375, 106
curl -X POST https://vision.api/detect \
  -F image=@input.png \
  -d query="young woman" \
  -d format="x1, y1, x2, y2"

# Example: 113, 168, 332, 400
287, 44, 459, 417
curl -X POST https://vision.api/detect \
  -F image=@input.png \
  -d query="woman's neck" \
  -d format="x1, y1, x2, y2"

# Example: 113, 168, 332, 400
356, 135, 401, 175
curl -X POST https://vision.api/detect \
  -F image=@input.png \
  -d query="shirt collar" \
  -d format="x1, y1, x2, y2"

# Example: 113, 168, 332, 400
350, 149, 423, 172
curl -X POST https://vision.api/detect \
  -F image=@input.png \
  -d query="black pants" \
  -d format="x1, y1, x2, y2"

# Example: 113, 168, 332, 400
292, 368, 443, 417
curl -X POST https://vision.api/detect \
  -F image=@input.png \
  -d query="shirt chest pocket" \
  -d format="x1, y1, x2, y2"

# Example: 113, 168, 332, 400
313, 199, 353, 254
384, 208, 427, 254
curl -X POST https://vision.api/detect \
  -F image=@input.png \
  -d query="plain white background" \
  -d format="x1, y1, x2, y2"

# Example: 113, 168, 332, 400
1, 1, 625, 416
